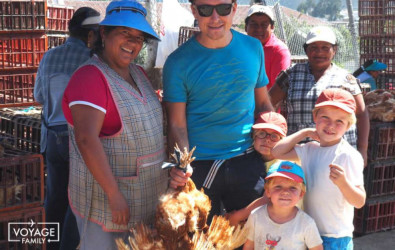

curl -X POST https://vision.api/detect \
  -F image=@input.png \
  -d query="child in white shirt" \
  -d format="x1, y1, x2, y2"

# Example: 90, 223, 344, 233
244, 161, 323, 250
272, 88, 366, 249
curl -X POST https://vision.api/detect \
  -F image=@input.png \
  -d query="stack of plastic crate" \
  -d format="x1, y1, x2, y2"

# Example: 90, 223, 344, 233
354, 0, 395, 236
0, 106, 42, 153
46, 4, 74, 49
359, 0, 395, 89
0, 0, 47, 108
0, 148, 45, 249
354, 121, 395, 236
0, 1, 46, 248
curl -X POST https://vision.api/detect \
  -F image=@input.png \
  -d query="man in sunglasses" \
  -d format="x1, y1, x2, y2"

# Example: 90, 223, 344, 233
163, 0, 274, 222
245, 4, 291, 90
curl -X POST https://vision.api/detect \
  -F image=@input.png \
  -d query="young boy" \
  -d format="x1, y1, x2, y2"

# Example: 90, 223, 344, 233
227, 111, 287, 226
272, 88, 366, 249
243, 161, 323, 250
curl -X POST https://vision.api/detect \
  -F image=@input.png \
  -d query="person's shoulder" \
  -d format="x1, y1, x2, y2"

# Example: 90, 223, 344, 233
251, 204, 267, 216
294, 208, 317, 226
168, 37, 197, 59
290, 62, 308, 72
270, 34, 289, 50
302, 141, 320, 149
332, 63, 355, 78
42, 42, 68, 57
338, 140, 363, 159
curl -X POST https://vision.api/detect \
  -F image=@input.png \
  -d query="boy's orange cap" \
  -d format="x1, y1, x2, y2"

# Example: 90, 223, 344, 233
315, 88, 356, 114
252, 111, 287, 137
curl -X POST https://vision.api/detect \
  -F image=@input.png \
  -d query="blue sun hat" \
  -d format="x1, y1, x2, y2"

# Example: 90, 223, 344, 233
100, 0, 160, 41
364, 60, 387, 71
266, 161, 306, 185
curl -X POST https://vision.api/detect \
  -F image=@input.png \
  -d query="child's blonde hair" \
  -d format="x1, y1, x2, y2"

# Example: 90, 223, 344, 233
312, 106, 356, 127
264, 176, 306, 193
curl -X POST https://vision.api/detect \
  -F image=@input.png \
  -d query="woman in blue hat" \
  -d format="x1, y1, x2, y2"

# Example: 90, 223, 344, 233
353, 59, 388, 90
62, 1, 174, 248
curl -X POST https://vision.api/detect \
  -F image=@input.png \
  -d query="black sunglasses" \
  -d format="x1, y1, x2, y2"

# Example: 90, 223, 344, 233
195, 4, 233, 17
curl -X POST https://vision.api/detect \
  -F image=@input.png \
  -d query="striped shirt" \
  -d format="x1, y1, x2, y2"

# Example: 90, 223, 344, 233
277, 63, 361, 147
34, 37, 91, 152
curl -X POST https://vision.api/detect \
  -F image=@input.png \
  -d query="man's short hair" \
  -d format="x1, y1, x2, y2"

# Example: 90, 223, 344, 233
68, 7, 100, 38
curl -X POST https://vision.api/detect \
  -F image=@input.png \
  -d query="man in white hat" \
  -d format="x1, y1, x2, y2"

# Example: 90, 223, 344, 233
245, 4, 291, 89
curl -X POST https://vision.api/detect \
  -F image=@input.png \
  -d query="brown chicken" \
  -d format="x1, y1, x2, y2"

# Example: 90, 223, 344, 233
116, 145, 248, 250
364, 89, 395, 122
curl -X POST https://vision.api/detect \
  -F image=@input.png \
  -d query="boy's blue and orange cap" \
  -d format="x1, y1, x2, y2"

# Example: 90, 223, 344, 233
266, 161, 306, 185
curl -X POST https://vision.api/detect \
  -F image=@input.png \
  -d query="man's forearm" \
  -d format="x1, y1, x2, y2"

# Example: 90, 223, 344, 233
356, 111, 369, 151
167, 125, 189, 154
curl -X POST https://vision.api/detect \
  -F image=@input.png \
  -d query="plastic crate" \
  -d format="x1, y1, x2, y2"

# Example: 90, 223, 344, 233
47, 34, 67, 49
359, 37, 394, 56
0, 206, 46, 250
354, 196, 395, 236
0, 34, 47, 70
47, 6, 74, 32
359, 0, 395, 17
0, 154, 44, 212
0, 73, 36, 107
14, 115, 41, 153
0, 0, 46, 31
178, 26, 199, 47
364, 160, 395, 198
359, 17, 395, 36
368, 122, 395, 161
0, 108, 41, 153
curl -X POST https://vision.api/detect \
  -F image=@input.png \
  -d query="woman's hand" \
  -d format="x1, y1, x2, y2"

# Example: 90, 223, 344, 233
108, 190, 130, 225
169, 165, 192, 189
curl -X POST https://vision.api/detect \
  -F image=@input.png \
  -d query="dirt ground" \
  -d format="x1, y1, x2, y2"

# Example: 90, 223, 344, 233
354, 229, 395, 249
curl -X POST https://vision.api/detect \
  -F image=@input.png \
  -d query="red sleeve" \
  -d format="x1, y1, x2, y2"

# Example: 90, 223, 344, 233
268, 47, 291, 90
62, 65, 121, 136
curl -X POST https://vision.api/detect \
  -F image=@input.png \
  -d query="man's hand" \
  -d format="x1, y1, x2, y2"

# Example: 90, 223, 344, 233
169, 165, 193, 189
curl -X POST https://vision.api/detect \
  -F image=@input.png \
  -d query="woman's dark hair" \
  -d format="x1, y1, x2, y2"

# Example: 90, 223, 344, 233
91, 26, 118, 56
91, 26, 152, 56
68, 7, 100, 41
353, 59, 375, 77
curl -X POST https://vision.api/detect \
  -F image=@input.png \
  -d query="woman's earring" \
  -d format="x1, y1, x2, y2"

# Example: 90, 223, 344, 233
102, 40, 105, 48
87, 42, 91, 48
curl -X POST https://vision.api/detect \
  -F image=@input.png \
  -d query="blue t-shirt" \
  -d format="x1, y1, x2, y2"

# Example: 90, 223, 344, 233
356, 71, 377, 90
163, 30, 268, 160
